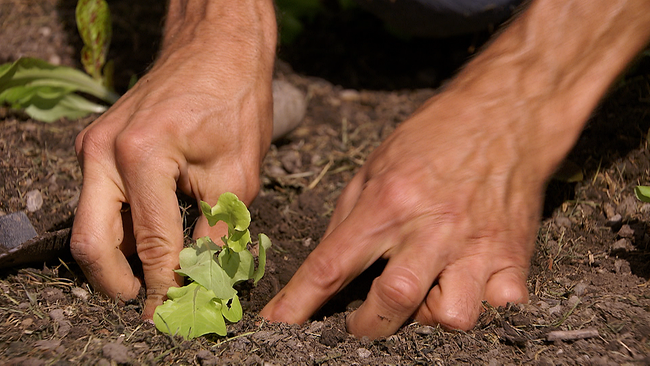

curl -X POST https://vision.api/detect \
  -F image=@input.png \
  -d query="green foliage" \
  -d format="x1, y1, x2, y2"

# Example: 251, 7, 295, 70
0, 58, 118, 122
276, 0, 323, 44
154, 193, 272, 340
76, 0, 113, 87
634, 186, 650, 203
0, 0, 116, 122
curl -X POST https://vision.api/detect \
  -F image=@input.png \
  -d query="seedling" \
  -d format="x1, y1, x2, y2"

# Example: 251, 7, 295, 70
153, 193, 272, 340
0, 0, 118, 122
634, 185, 650, 202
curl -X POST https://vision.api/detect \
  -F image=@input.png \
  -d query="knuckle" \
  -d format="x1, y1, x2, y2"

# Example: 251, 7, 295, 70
303, 252, 345, 293
373, 268, 424, 315
434, 297, 479, 331
69, 233, 101, 268
74, 129, 87, 156
136, 235, 181, 269
75, 125, 112, 161
114, 129, 156, 165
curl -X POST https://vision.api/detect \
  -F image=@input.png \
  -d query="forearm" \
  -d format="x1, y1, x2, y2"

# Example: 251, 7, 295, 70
158, 0, 277, 85
163, 0, 276, 53
452, 0, 650, 175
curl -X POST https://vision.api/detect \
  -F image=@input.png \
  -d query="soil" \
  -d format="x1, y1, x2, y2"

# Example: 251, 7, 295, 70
1, 0, 650, 365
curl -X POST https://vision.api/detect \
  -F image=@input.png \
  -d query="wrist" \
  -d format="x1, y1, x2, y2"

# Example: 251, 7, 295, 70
446, 0, 650, 178
160, 0, 277, 67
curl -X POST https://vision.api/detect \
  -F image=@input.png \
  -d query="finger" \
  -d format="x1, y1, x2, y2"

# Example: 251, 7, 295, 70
260, 189, 394, 324
323, 170, 367, 238
193, 216, 228, 244
121, 161, 185, 319
71, 169, 141, 302
484, 266, 529, 307
413, 250, 492, 331
190, 180, 251, 242
345, 223, 454, 338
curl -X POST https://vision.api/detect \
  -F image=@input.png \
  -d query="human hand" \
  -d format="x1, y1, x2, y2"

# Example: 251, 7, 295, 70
71, 0, 276, 319
261, 0, 650, 336
259, 36, 594, 335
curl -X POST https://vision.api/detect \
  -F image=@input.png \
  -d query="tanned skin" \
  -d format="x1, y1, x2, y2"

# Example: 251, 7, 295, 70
71, 0, 276, 319
71, 0, 650, 338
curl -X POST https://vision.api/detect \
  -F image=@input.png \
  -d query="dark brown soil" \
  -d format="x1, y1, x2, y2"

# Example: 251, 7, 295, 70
1, 0, 650, 365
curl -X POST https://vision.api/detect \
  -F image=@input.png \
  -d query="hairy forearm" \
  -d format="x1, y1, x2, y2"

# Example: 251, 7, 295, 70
453, 0, 650, 175
159, 0, 276, 76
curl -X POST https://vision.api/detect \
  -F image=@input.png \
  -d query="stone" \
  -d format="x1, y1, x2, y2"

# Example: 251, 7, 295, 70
617, 224, 635, 238
612, 238, 632, 252
573, 282, 588, 296
0, 212, 38, 250
356, 348, 372, 359
102, 342, 130, 364
25, 190, 43, 212
272, 80, 307, 140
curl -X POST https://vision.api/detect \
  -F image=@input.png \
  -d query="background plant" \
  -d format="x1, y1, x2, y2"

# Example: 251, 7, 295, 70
0, 0, 117, 122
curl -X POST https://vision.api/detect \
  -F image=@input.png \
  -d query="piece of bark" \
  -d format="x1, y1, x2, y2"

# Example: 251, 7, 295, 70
0, 228, 71, 268
547, 328, 599, 341
0, 212, 38, 250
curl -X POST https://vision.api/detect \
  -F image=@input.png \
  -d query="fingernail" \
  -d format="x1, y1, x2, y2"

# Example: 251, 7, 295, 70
345, 310, 357, 332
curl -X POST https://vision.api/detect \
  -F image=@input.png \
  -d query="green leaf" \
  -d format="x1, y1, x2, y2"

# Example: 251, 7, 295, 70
219, 248, 254, 285
219, 295, 243, 323
200, 193, 251, 232
153, 282, 227, 339
176, 237, 236, 300
276, 0, 323, 44
634, 186, 650, 203
76, 0, 112, 81
154, 192, 273, 340
253, 234, 272, 284
24, 93, 107, 122
224, 228, 251, 253
0, 57, 119, 104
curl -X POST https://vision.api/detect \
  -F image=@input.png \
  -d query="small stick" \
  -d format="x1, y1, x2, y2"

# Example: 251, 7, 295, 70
547, 328, 599, 341
307, 159, 333, 190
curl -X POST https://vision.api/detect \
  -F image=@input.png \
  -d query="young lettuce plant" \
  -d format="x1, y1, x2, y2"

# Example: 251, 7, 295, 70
634, 186, 650, 202
153, 193, 272, 340
0, 0, 118, 122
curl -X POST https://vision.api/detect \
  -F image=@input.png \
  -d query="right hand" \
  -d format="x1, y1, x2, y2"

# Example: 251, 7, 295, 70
70, 13, 276, 319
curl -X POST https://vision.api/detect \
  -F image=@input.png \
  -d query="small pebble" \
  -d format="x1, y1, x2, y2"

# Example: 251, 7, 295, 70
616, 196, 638, 218
567, 295, 580, 308
25, 190, 43, 212
612, 238, 632, 252
356, 348, 372, 359
38, 26, 52, 37
603, 203, 616, 219
606, 213, 622, 226
414, 325, 436, 335
71, 287, 90, 302
102, 342, 130, 364
614, 259, 631, 275
617, 224, 635, 238
573, 282, 588, 296
266, 164, 287, 178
